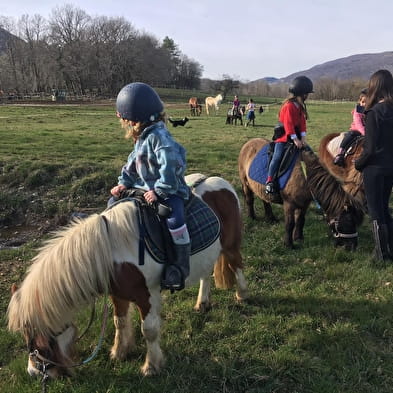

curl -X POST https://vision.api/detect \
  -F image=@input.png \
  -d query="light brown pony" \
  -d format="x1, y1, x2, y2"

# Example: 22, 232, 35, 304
7, 174, 248, 379
188, 97, 202, 116
238, 138, 364, 249
205, 94, 223, 115
318, 132, 365, 204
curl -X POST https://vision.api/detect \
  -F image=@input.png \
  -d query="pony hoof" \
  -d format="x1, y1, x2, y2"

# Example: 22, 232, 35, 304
141, 362, 161, 376
194, 302, 211, 313
235, 290, 249, 303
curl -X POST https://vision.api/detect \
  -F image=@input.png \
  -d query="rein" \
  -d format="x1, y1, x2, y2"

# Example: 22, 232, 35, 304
30, 300, 110, 393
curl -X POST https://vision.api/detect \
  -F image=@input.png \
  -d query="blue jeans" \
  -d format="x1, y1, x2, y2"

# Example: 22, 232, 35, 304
267, 142, 286, 179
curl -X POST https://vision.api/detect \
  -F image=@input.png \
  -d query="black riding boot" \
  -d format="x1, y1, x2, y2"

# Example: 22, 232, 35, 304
161, 243, 190, 291
371, 220, 390, 261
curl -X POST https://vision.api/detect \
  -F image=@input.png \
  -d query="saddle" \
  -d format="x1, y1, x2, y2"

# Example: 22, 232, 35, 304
109, 188, 220, 265
267, 142, 298, 178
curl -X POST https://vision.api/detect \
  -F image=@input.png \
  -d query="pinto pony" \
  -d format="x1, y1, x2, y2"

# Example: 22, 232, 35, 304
205, 94, 223, 116
238, 138, 364, 249
7, 174, 248, 379
318, 132, 365, 205
188, 97, 202, 116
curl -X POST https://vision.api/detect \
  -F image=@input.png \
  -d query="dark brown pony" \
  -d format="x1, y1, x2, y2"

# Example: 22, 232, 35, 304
318, 133, 365, 204
188, 97, 202, 116
238, 138, 364, 249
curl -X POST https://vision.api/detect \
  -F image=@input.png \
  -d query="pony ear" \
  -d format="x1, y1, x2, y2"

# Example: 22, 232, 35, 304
11, 283, 19, 295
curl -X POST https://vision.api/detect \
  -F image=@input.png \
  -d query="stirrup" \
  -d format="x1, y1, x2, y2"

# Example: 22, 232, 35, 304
265, 182, 277, 194
161, 265, 185, 292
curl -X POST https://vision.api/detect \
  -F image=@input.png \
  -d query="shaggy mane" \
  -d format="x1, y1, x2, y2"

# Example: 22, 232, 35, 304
301, 149, 364, 223
7, 201, 140, 337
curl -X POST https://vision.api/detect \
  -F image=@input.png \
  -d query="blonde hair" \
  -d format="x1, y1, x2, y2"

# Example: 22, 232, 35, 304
120, 113, 166, 142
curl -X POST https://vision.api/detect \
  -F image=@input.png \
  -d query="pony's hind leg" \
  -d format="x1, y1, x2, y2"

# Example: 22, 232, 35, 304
110, 296, 136, 360
241, 181, 257, 219
293, 207, 307, 242
194, 276, 212, 312
283, 203, 296, 248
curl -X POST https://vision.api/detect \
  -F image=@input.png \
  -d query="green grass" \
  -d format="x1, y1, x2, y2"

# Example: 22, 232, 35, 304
1, 97, 393, 393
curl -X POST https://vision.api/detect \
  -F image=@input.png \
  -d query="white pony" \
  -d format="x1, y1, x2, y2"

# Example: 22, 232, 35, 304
205, 94, 223, 115
7, 174, 248, 379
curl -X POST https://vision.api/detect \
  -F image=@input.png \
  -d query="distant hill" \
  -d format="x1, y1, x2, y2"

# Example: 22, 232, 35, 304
279, 52, 393, 83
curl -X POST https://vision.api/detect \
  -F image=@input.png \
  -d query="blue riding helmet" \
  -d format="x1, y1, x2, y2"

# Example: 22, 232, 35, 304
288, 76, 314, 96
116, 82, 164, 122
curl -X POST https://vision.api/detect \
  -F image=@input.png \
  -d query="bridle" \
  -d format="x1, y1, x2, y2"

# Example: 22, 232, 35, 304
28, 301, 109, 393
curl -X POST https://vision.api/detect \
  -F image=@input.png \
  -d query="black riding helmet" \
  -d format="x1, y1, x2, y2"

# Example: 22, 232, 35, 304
288, 76, 314, 96
116, 82, 164, 122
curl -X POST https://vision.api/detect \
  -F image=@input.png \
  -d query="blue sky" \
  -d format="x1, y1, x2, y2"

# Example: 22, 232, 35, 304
2, 0, 393, 81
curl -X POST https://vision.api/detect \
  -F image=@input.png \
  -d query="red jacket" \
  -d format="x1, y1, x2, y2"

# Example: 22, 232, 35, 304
275, 100, 307, 143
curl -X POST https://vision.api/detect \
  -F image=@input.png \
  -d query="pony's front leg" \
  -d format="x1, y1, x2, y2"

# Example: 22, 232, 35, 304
138, 287, 164, 376
234, 269, 248, 302
194, 277, 212, 312
110, 296, 135, 360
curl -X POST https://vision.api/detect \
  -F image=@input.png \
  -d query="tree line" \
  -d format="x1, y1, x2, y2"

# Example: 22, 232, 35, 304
0, 4, 369, 101
0, 4, 203, 96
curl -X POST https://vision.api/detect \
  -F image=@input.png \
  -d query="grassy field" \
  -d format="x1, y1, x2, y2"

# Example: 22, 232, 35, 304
1, 96, 393, 393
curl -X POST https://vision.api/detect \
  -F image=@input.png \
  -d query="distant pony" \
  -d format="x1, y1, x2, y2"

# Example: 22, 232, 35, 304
205, 94, 223, 115
188, 97, 202, 116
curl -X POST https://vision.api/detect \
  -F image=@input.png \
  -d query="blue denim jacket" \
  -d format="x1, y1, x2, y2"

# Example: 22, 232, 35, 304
118, 121, 189, 200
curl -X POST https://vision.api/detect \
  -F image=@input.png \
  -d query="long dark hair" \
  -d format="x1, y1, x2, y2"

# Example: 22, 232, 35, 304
365, 69, 393, 110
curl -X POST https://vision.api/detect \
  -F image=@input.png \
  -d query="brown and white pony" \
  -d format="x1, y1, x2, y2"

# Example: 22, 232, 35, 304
188, 97, 202, 116
238, 138, 364, 249
7, 174, 248, 379
205, 94, 223, 115
318, 132, 365, 205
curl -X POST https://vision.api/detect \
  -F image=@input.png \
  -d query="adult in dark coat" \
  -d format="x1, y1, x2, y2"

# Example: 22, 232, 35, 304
355, 69, 393, 261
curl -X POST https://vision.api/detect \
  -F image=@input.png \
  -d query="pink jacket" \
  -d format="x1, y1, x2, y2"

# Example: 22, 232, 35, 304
349, 108, 365, 135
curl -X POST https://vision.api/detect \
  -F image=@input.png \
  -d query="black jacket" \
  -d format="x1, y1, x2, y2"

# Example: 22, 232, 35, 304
355, 101, 393, 171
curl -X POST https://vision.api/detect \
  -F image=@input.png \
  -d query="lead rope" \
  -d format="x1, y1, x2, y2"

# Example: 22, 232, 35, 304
38, 300, 110, 393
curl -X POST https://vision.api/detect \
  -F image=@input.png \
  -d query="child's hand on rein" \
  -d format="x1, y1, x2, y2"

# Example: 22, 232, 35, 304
144, 190, 157, 204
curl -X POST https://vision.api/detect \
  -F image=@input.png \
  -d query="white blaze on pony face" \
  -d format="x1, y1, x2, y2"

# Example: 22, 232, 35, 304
27, 325, 77, 378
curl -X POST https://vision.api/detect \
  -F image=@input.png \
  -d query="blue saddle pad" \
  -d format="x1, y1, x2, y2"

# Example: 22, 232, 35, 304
248, 144, 299, 189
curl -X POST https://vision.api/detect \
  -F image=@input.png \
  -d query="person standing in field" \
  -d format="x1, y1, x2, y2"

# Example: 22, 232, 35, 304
355, 69, 393, 261
265, 76, 314, 194
110, 82, 191, 290
245, 98, 256, 127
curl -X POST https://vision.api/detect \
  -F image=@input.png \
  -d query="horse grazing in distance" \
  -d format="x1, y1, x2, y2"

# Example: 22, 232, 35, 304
188, 97, 202, 116
318, 132, 365, 205
238, 138, 364, 250
205, 94, 223, 115
7, 174, 248, 379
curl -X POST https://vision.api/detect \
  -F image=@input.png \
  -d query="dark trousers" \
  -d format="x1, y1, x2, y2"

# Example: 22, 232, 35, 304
340, 130, 361, 150
363, 166, 393, 223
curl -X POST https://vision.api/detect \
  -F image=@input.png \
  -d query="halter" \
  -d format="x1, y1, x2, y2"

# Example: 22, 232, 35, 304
28, 301, 109, 393
328, 218, 358, 239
